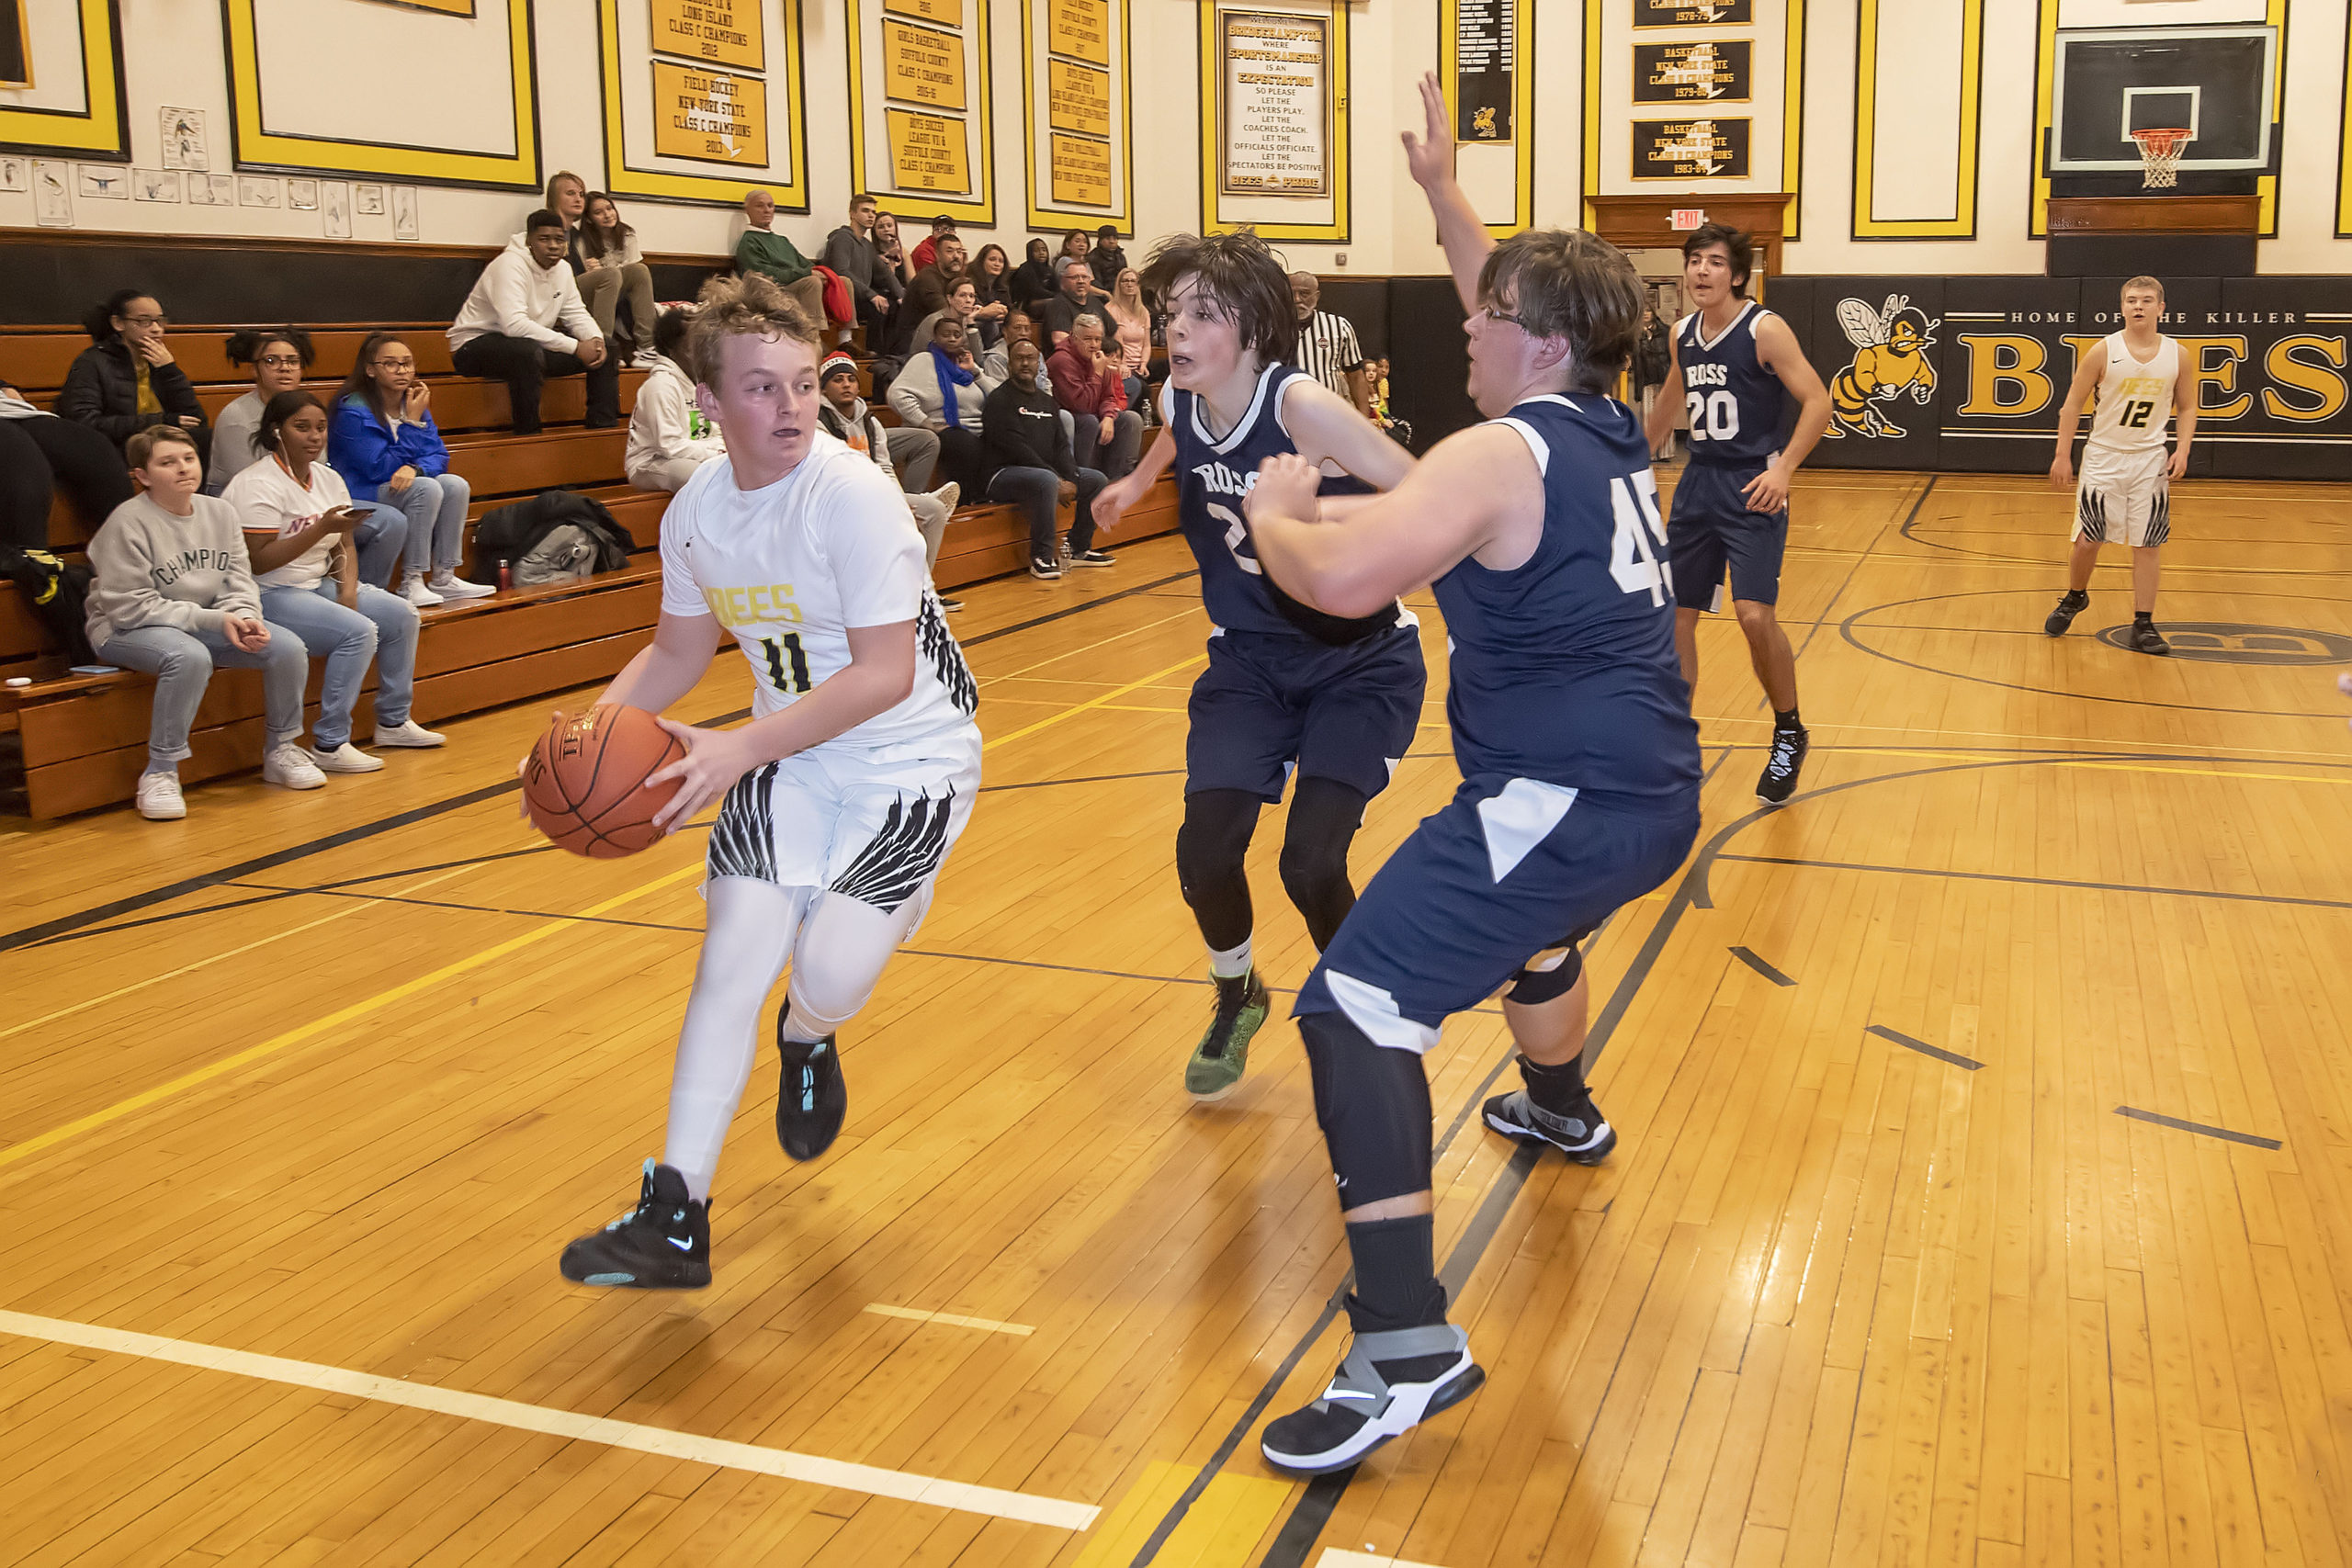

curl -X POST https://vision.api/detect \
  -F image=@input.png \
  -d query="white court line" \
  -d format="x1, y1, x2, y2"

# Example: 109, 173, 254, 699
0, 1309, 1096, 1531
865, 1303, 1035, 1337
1317, 1551, 1449, 1568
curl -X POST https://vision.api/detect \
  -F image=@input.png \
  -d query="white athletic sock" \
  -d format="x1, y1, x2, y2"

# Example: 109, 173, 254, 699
1208, 938, 1253, 979
663, 878, 809, 1201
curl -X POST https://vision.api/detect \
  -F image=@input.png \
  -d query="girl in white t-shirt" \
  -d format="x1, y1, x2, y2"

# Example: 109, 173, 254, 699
222, 391, 446, 772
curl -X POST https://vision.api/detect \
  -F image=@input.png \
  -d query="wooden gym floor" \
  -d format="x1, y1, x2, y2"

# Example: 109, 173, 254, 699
2, 470, 2349, 1567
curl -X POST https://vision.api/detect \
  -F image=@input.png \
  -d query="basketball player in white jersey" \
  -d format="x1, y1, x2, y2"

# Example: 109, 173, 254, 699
2044, 275, 2197, 655
552, 275, 982, 1289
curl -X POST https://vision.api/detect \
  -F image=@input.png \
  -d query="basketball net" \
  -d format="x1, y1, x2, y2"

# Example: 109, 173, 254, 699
2132, 128, 2189, 189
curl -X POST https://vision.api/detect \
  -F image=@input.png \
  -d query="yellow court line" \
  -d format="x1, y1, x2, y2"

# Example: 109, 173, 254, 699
2057, 761, 2352, 787
980, 656, 1206, 752
0, 861, 705, 1175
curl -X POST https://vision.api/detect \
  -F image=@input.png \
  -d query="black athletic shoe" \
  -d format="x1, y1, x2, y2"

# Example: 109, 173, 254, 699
775, 1031, 846, 1161
1261, 1322, 1485, 1475
1067, 548, 1115, 569
1756, 724, 1808, 806
2130, 620, 2171, 656
1483, 1086, 1617, 1165
559, 1160, 710, 1289
2044, 589, 2089, 637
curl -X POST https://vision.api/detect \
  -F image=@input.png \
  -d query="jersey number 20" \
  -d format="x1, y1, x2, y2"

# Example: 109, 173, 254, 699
1686, 389, 1741, 443
1609, 472, 1674, 606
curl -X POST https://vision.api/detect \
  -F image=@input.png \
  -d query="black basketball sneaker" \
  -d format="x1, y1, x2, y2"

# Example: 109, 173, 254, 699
560, 1160, 709, 1289
1483, 1057, 1617, 1165
776, 1029, 846, 1161
2044, 589, 2089, 637
1756, 721, 1809, 806
1261, 1320, 1485, 1475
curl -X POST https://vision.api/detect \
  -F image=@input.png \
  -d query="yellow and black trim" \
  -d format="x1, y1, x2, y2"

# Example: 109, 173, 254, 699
1020, 0, 1132, 231
596, 0, 808, 209
1851, 0, 1981, 239
2337, 19, 2352, 236
220, 0, 540, 190
1438, 0, 1533, 239
0, 0, 127, 162
847, 0, 996, 229
1196, 0, 1350, 242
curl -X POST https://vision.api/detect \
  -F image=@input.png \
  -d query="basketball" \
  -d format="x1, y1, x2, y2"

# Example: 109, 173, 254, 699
522, 705, 685, 859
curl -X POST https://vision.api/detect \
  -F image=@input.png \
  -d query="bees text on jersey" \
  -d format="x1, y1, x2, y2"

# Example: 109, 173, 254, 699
1675, 300, 1788, 468
658, 434, 979, 763
2085, 333, 2180, 456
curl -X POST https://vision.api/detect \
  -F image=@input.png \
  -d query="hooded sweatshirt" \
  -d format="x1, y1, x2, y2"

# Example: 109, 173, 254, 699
85, 491, 264, 649
447, 233, 600, 356
625, 353, 726, 481
817, 396, 896, 480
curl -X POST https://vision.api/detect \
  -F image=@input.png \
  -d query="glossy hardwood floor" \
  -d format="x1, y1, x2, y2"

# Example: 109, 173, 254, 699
2, 470, 2348, 1567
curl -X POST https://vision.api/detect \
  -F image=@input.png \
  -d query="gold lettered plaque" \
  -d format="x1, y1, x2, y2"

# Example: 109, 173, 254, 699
883, 18, 967, 110
1049, 132, 1112, 207
1047, 0, 1109, 66
1047, 58, 1111, 138
887, 107, 973, 193
649, 0, 764, 71
883, 0, 964, 27
1632, 117, 1750, 180
651, 60, 769, 165
1632, 0, 1751, 25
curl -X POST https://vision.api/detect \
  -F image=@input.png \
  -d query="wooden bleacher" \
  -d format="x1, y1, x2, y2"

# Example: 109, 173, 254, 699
0, 321, 1176, 818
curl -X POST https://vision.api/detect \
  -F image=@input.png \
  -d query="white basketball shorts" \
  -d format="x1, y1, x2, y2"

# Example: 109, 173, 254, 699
2072, 446, 2172, 548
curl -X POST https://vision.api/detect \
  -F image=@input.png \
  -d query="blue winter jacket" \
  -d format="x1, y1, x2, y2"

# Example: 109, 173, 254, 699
329, 392, 450, 488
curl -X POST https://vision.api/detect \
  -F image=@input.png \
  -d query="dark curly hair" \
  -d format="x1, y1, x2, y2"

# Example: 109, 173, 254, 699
1138, 230, 1296, 368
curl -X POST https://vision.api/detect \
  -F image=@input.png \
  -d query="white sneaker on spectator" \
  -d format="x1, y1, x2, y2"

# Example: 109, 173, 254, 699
263, 743, 328, 790
427, 570, 496, 600
930, 481, 961, 513
373, 718, 446, 748
136, 771, 186, 820
309, 742, 386, 774
402, 574, 445, 608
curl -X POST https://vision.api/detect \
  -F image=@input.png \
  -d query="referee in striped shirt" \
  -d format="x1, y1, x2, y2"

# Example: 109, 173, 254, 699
1288, 271, 1375, 418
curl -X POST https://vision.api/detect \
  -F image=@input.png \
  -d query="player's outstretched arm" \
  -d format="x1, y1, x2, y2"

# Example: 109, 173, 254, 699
2168, 363, 2198, 480
1246, 424, 1534, 617
1283, 376, 1417, 491
2050, 340, 2106, 489
1402, 72, 1493, 316
1092, 423, 1177, 535
1747, 314, 1833, 513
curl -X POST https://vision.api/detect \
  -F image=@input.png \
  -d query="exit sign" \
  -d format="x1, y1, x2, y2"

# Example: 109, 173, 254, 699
1670, 207, 1705, 231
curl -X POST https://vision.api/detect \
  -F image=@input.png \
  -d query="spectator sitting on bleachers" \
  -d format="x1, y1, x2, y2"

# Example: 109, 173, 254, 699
888, 315, 988, 492
626, 307, 725, 493
1089, 225, 1129, 291
1011, 238, 1058, 312
1, 376, 132, 553
872, 211, 910, 287
818, 352, 963, 610
332, 331, 490, 604
820, 193, 902, 348
208, 327, 313, 492
58, 290, 210, 461
577, 192, 658, 352
447, 209, 619, 435
911, 276, 986, 359
545, 170, 589, 240
1102, 268, 1157, 414
899, 235, 969, 355
1060, 229, 1091, 269
970, 245, 1014, 341
1047, 314, 1141, 481
85, 424, 323, 820
227, 391, 443, 773
909, 214, 956, 274
982, 333, 1111, 581
1041, 258, 1118, 352
733, 188, 829, 330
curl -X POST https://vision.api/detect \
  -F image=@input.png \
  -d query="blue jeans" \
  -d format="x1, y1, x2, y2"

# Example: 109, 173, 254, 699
373, 471, 472, 577
352, 502, 407, 590
988, 465, 1105, 560
260, 581, 419, 749
96, 618, 309, 770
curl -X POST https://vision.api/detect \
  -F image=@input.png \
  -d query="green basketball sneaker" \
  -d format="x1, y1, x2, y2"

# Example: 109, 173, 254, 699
1184, 969, 1270, 1100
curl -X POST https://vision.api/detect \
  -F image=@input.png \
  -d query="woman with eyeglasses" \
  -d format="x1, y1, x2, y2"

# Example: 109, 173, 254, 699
58, 290, 210, 461
330, 331, 492, 606
208, 326, 314, 491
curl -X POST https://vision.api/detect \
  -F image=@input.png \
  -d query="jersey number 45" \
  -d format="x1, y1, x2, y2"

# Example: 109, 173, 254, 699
1610, 471, 1674, 606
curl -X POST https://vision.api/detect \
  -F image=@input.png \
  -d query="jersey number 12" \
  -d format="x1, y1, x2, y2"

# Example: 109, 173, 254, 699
2119, 399, 2156, 430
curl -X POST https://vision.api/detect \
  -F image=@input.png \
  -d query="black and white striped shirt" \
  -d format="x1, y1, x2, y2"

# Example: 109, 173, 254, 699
1295, 310, 1365, 398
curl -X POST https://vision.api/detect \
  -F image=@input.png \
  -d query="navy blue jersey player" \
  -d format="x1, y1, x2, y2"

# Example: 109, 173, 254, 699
1643, 224, 1830, 803
1238, 73, 1702, 1475
1091, 231, 1424, 1101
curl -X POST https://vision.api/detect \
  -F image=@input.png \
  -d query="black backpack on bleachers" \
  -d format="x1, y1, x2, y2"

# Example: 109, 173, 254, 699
6, 548, 96, 666
470, 491, 633, 580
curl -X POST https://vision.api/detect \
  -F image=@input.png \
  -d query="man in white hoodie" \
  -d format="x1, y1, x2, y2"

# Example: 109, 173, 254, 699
448, 209, 620, 435
627, 307, 724, 492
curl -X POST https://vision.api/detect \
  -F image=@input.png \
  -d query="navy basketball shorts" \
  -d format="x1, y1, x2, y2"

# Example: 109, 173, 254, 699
1294, 774, 1699, 1052
1185, 623, 1427, 803
1667, 462, 1790, 611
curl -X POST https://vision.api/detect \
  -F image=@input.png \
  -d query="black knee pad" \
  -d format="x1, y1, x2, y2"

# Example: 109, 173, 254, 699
1281, 777, 1368, 949
1177, 789, 1262, 949
1506, 942, 1584, 1006
1301, 1011, 1433, 1210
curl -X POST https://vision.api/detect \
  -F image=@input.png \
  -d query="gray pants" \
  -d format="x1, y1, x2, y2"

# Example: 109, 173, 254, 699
578, 261, 659, 348
97, 619, 309, 771
1073, 410, 1140, 479
630, 455, 706, 493
885, 425, 939, 493
905, 491, 950, 571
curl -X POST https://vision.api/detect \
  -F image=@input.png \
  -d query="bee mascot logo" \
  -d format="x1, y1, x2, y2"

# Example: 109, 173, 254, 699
1825, 293, 1939, 438
1471, 106, 1498, 140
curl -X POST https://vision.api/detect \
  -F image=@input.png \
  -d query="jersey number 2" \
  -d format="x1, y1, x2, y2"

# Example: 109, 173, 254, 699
759, 633, 812, 694
1685, 389, 1741, 443
1609, 472, 1673, 606
1209, 500, 1262, 576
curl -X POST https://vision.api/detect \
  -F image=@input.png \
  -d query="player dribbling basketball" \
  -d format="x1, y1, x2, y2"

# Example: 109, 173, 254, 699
553, 275, 981, 1290
2043, 275, 2195, 655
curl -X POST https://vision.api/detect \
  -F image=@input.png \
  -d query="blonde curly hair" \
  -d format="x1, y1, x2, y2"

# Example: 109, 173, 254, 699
682, 271, 821, 386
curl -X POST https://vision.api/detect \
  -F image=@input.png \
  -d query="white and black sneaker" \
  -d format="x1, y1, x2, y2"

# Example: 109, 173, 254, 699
1029, 557, 1062, 581
559, 1160, 710, 1289
1067, 547, 1114, 569
1756, 724, 1808, 805
1484, 1086, 1617, 1165
1261, 1322, 1485, 1475
775, 1031, 846, 1161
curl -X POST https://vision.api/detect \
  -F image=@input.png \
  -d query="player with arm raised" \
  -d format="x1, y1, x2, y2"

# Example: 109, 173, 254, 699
2042, 275, 2194, 655
552, 274, 981, 1291
1087, 230, 1424, 1103
1643, 223, 1831, 803
1237, 73, 1702, 1475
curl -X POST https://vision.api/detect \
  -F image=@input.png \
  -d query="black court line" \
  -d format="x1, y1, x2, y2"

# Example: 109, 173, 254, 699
1898, 513, 2352, 577
1729, 947, 1795, 987
1720, 852, 2352, 915
2116, 1106, 2281, 1150
960, 568, 1199, 647
1865, 1024, 1984, 1071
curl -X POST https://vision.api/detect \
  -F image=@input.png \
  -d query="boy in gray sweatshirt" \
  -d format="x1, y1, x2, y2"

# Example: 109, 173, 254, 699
85, 425, 324, 818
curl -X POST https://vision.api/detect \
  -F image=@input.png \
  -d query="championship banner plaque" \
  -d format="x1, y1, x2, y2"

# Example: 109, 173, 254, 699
1050, 130, 1111, 205
1048, 0, 1108, 65
887, 107, 972, 192
1453, 0, 1512, 141
884, 0, 963, 26
649, 0, 763, 70
1047, 58, 1110, 137
1633, 39, 1750, 104
650, 60, 768, 164
1633, 0, 1751, 25
883, 18, 967, 110
1220, 10, 1328, 197
1633, 117, 1750, 179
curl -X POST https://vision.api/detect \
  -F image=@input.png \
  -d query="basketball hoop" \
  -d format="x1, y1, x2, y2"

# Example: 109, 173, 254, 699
2131, 128, 2190, 189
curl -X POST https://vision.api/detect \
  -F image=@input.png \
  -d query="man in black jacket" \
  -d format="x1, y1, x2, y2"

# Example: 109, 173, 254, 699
982, 335, 1112, 581
820, 193, 901, 347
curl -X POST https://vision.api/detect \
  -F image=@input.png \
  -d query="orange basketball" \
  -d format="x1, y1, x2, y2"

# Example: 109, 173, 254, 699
523, 705, 687, 858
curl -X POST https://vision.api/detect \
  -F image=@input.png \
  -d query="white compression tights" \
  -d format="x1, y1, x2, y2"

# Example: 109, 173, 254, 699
663, 874, 932, 1200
